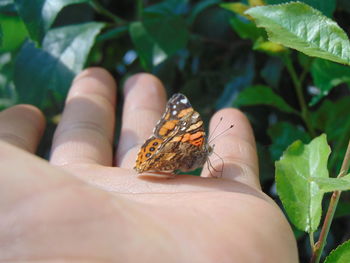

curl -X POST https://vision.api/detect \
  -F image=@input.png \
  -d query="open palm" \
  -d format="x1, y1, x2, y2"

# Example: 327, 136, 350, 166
0, 68, 298, 262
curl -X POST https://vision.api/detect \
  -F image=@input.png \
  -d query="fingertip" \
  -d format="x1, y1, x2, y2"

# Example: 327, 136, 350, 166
210, 108, 256, 148
2, 104, 46, 134
23, 104, 46, 135
74, 67, 116, 88
205, 107, 260, 189
123, 73, 166, 102
70, 67, 117, 106
0, 104, 46, 152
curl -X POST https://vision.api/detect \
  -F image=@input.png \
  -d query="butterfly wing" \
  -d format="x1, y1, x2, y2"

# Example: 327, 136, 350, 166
134, 93, 209, 173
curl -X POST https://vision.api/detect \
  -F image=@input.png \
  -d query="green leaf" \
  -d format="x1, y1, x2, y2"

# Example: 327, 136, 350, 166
0, 0, 15, 12
266, 0, 336, 18
129, 16, 188, 70
324, 239, 350, 263
234, 85, 297, 114
143, 0, 187, 18
220, 2, 250, 18
189, 0, 219, 24
0, 52, 16, 109
310, 97, 350, 173
229, 16, 263, 41
268, 122, 311, 160
96, 25, 128, 42
275, 134, 331, 232
261, 57, 284, 89
335, 200, 350, 218
311, 98, 350, 141
216, 54, 255, 108
310, 58, 350, 106
246, 2, 350, 65
0, 24, 2, 47
0, 13, 28, 52
14, 22, 104, 106
312, 175, 350, 193
14, 0, 89, 43
252, 37, 288, 55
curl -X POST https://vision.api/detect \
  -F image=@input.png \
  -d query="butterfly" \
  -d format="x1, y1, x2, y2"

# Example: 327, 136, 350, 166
134, 93, 214, 178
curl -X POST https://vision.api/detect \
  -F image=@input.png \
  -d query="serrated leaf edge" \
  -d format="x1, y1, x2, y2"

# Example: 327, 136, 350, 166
324, 239, 350, 263
245, 1, 350, 65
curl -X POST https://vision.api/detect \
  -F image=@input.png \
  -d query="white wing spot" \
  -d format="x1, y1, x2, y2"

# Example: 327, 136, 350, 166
192, 112, 199, 120
172, 110, 177, 115
180, 126, 186, 131
180, 97, 188, 104
172, 105, 176, 109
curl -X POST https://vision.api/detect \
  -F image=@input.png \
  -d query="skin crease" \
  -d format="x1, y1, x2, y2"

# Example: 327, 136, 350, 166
0, 68, 298, 263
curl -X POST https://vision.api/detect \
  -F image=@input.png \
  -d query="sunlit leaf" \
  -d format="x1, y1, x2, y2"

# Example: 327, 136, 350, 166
253, 37, 287, 55
246, 2, 350, 65
221, 2, 250, 18
312, 175, 350, 193
266, 0, 336, 17
275, 134, 331, 232
248, 0, 265, 6
324, 239, 350, 263
0, 13, 28, 52
14, 0, 89, 43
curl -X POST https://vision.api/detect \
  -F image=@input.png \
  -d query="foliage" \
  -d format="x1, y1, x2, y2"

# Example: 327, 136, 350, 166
324, 239, 350, 263
1, 0, 350, 262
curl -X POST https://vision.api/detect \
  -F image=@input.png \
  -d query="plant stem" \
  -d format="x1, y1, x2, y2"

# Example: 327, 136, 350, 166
309, 232, 315, 249
310, 140, 350, 263
90, 0, 127, 25
299, 57, 313, 86
283, 54, 316, 137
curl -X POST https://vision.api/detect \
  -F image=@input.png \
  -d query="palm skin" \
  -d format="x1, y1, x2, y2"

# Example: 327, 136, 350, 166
0, 68, 298, 262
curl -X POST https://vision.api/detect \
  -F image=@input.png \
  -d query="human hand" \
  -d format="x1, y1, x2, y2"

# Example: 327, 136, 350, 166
0, 68, 298, 262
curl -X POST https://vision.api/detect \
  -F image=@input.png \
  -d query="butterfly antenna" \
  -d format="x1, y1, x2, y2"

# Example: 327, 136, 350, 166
206, 158, 214, 177
208, 124, 234, 144
206, 152, 224, 177
208, 117, 223, 142
212, 151, 224, 173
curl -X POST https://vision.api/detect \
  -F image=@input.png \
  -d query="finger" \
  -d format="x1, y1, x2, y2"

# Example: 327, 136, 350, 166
50, 68, 116, 167
201, 108, 260, 190
116, 73, 166, 167
0, 104, 45, 153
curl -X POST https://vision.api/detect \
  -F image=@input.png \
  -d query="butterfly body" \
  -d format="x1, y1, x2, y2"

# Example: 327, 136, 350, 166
134, 93, 212, 176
